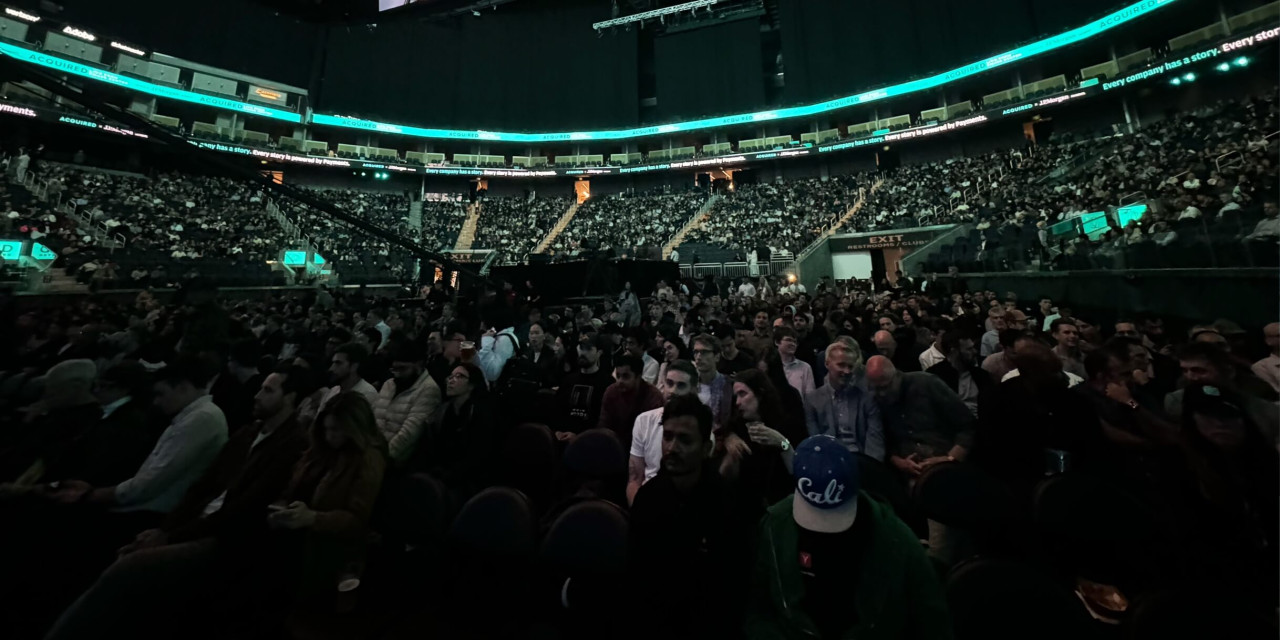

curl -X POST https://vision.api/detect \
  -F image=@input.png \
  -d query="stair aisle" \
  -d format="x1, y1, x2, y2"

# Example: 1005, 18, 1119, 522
453, 202, 482, 251
533, 200, 581, 254
663, 194, 721, 259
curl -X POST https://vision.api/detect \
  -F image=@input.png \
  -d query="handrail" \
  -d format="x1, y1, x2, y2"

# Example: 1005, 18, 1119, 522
1118, 191, 1146, 206
1215, 150, 1243, 172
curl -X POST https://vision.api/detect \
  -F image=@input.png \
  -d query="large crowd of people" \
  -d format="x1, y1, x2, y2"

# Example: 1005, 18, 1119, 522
685, 174, 871, 256
471, 193, 571, 259
0, 266, 1274, 638
1, 88, 1270, 290
551, 189, 707, 260
884, 92, 1280, 273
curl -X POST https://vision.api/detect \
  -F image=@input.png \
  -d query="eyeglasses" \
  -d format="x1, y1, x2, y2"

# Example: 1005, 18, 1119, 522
448, 372, 470, 381
692, 348, 715, 357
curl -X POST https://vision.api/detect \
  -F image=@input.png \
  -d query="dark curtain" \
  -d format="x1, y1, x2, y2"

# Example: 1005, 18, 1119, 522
653, 18, 764, 122
317, 0, 639, 131
779, 0, 1132, 106
20, 0, 320, 87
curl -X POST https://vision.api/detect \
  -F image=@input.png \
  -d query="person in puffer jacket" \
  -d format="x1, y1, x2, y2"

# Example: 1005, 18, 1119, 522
374, 343, 442, 463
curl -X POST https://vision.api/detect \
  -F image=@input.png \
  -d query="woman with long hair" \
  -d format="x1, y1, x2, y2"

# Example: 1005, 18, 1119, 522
408, 362, 495, 500
725, 368, 805, 505
267, 391, 388, 596
656, 326, 692, 383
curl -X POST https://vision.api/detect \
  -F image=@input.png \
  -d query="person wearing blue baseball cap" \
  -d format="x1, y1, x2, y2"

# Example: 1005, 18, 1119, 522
745, 435, 952, 639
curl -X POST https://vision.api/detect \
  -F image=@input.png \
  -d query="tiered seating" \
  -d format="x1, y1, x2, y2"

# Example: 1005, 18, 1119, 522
551, 190, 707, 259
471, 194, 571, 259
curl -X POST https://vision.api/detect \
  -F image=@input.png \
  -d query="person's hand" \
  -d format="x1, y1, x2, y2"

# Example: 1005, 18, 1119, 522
268, 501, 317, 530
1104, 381, 1134, 405
554, 431, 575, 442
1157, 344, 1174, 357
919, 455, 954, 470
747, 423, 787, 449
50, 479, 92, 504
484, 328, 497, 338
722, 432, 752, 460
119, 528, 168, 557
890, 455, 924, 477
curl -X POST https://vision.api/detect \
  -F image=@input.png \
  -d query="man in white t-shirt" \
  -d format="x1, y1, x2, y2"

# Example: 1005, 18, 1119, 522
320, 342, 379, 411
737, 278, 757, 298
627, 359, 700, 505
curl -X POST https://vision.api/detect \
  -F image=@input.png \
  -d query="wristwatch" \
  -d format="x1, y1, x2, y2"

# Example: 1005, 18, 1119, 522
780, 439, 792, 451
1126, 399, 1139, 410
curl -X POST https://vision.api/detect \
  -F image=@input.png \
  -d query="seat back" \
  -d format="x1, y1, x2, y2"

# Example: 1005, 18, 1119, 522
538, 499, 629, 634
946, 558, 1092, 640
499, 423, 557, 515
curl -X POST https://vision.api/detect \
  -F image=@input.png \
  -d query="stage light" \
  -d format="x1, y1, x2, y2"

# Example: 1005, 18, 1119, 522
1181, 72, 1196, 82
361, 172, 367, 176
1216, 62, 1231, 72
1169, 78, 1181, 86
1233, 56, 1250, 67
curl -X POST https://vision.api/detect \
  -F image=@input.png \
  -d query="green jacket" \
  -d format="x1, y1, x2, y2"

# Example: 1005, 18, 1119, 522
744, 493, 954, 640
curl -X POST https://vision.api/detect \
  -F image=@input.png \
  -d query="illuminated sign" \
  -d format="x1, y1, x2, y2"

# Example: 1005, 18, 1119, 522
283, 250, 307, 266
110, 41, 146, 56
1080, 211, 1111, 239
0, 103, 36, 118
253, 87, 283, 101
0, 240, 21, 261
1103, 25, 1279, 91
828, 228, 945, 252
58, 115, 149, 139
61, 26, 96, 42
312, 0, 1178, 142
0, 41, 302, 123
312, 254, 326, 265
4, 7, 39, 22
1117, 203, 1147, 228
31, 242, 56, 260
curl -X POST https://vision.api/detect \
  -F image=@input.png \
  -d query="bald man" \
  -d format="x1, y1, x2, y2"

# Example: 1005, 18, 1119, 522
1251, 322, 1280, 394
864, 355, 974, 479
873, 330, 896, 359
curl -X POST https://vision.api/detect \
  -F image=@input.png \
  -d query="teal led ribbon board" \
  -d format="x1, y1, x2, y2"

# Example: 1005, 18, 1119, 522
312, 0, 1179, 142
0, 42, 301, 123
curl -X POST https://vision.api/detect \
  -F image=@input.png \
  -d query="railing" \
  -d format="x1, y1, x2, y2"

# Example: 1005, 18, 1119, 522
678, 256, 791, 279
1215, 150, 1243, 172
1118, 191, 1146, 206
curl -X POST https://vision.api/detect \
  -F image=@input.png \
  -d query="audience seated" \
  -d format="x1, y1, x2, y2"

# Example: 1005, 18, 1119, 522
472, 193, 570, 259
0, 77, 1277, 640
552, 189, 706, 259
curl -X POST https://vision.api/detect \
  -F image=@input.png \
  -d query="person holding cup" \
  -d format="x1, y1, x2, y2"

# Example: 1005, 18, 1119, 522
725, 368, 806, 506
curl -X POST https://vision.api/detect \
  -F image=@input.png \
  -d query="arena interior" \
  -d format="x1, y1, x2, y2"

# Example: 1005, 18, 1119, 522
0, 0, 1278, 637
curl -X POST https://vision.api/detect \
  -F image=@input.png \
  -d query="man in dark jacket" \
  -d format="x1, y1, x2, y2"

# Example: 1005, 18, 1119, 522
865, 356, 974, 480
925, 329, 993, 417
631, 395, 759, 637
117, 365, 308, 553
745, 435, 952, 639
46, 362, 164, 487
